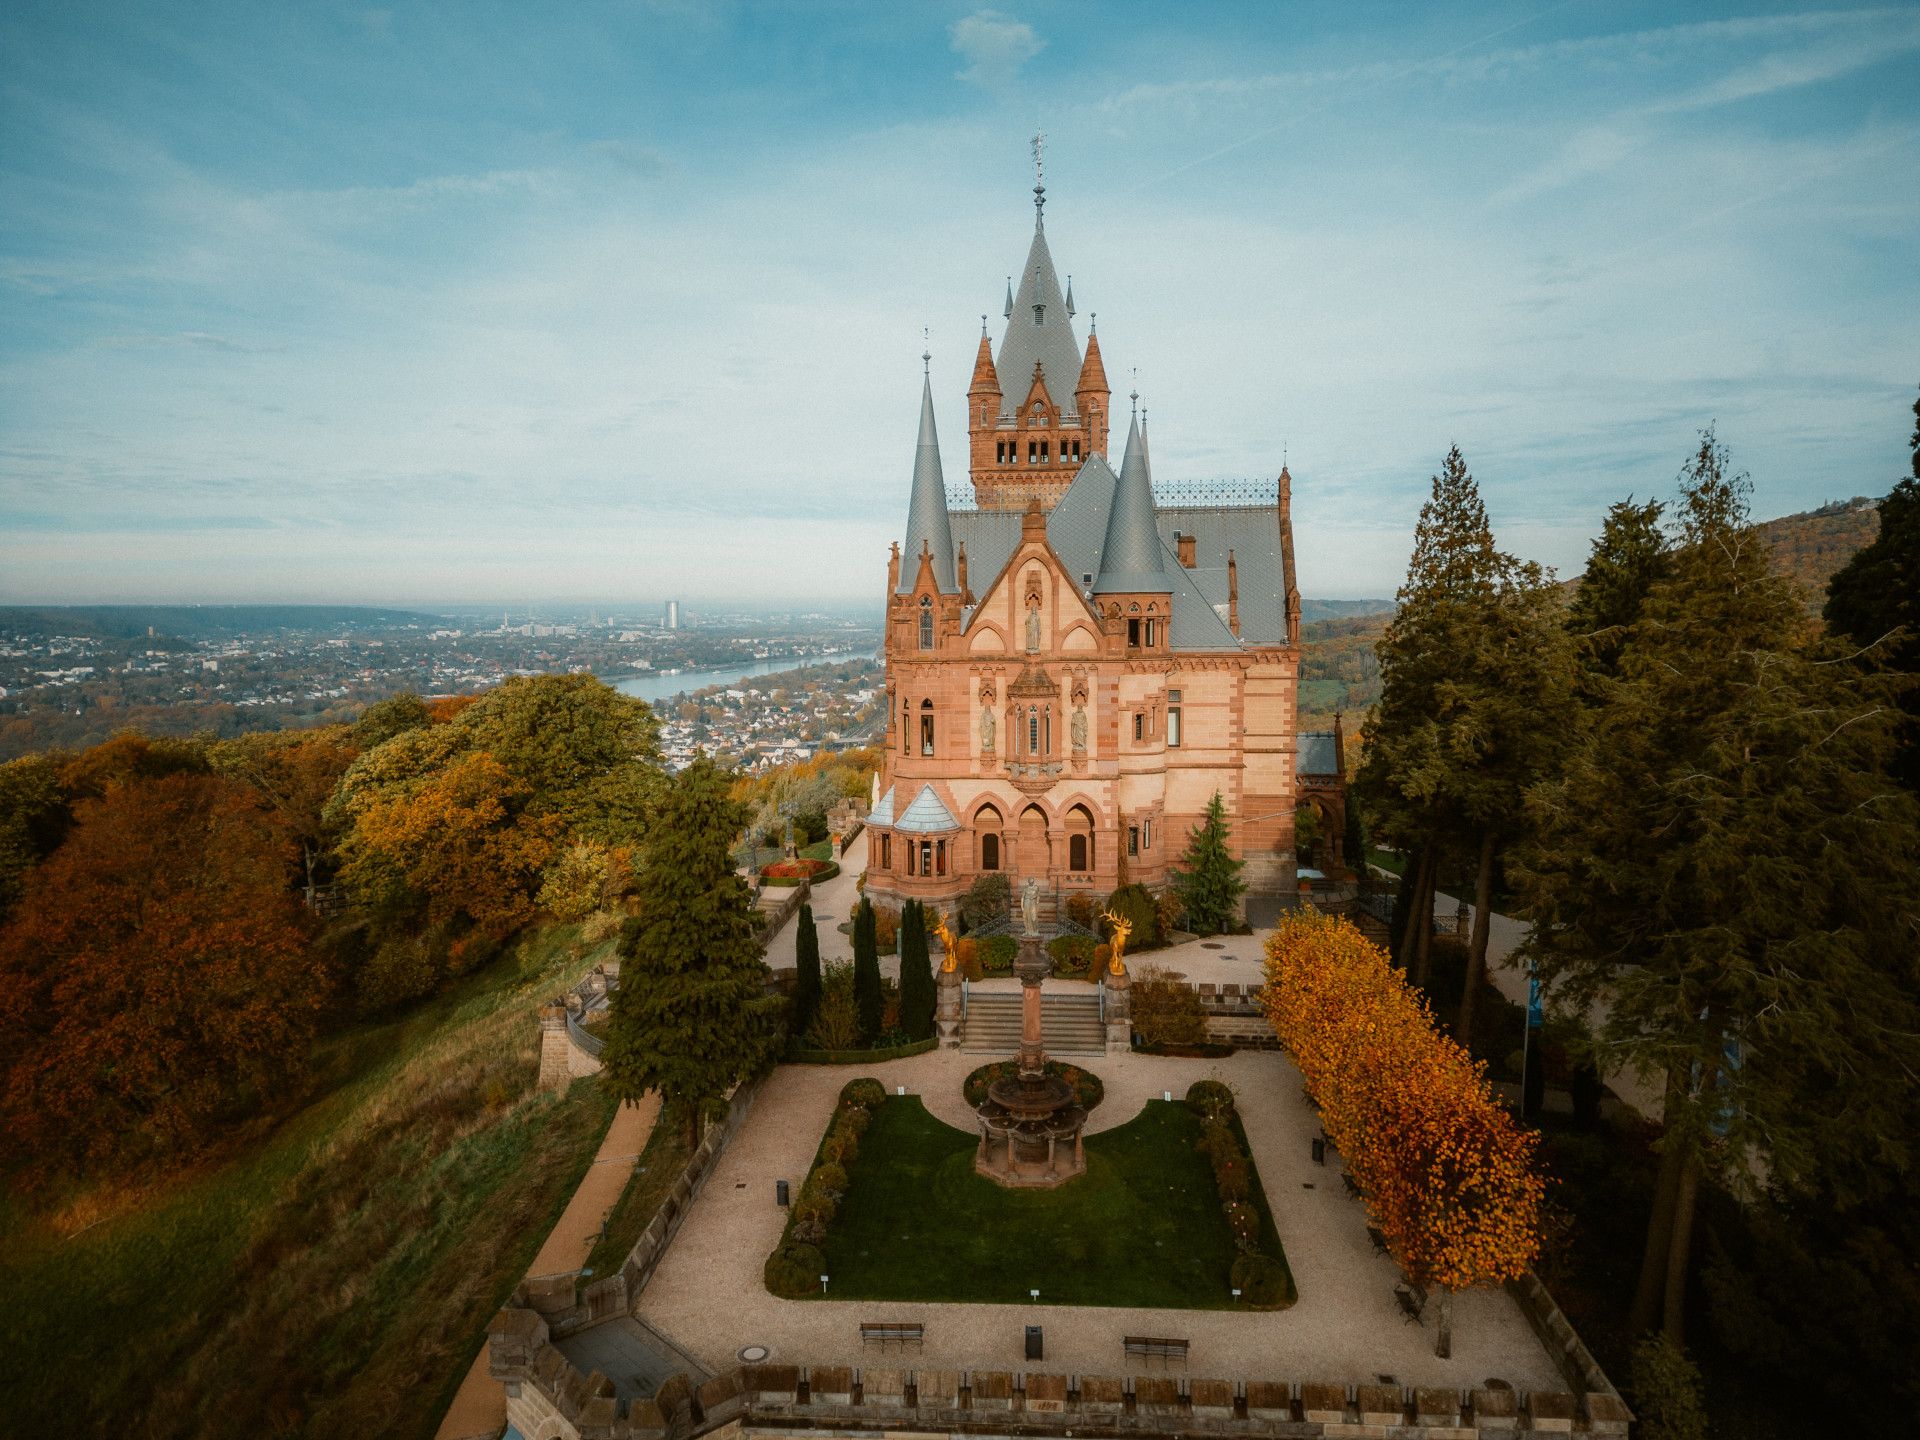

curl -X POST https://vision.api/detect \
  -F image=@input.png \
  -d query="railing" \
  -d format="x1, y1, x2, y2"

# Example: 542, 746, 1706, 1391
566, 1004, 606, 1058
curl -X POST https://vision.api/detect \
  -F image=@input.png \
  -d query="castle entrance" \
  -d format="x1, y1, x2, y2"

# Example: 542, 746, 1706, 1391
1016, 803, 1051, 881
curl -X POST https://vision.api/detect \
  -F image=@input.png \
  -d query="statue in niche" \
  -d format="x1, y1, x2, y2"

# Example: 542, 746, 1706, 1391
1071, 702, 1088, 752
1025, 600, 1042, 653
1021, 877, 1041, 937
980, 702, 996, 751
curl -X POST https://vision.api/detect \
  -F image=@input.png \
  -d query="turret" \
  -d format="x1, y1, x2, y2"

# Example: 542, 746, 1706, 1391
1075, 327, 1111, 458
898, 369, 956, 594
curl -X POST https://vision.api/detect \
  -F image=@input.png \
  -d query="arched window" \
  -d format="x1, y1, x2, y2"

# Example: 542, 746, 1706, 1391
981, 832, 1000, 870
1069, 833, 1088, 871
1066, 805, 1095, 873
918, 596, 933, 650
1027, 705, 1039, 755
920, 698, 935, 756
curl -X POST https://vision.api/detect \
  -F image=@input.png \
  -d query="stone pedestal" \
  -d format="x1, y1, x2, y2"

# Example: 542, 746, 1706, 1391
936, 964, 962, 1047
1101, 965, 1132, 1054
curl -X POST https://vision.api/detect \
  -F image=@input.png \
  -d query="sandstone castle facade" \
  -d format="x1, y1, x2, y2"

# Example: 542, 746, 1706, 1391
864, 177, 1303, 920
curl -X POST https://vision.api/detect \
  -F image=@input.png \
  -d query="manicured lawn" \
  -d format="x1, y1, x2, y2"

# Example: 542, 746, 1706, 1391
819, 1097, 1290, 1309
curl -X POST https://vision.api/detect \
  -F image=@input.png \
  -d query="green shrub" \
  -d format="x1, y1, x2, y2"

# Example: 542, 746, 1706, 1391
1065, 892, 1097, 931
1047, 934, 1096, 976
1132, 966, 1207, 1047
1630, 1334, 1708, 1440
811, 1162, 848, 1196
1223, 1199, 1261, 1252
1212, 1153, 1250, 1202
1104, 882, 1162, 949
1231, 1252, 1290, 1307
978, 935, 1018, 972
839, 1077, 886, 1110
1185, 1079, 1237, 1119
818, 1133, 848, 1165
835, 1105, 872, 1141
763, 1242, 825, 1297
792, 1185, 837, 1228
356, 929, 448, 1013
959, 872, 1011, 930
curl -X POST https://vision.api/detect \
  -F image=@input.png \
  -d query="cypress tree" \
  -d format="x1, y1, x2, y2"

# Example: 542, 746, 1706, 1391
1516, 428, 1920, 1341
898, 899, 935, 1040
601, 757, 783, 1146
1171, 791, 1247, 935
791, 900, 821, 1042
852, 894, 883, 1045
1565, 496, 1671, 684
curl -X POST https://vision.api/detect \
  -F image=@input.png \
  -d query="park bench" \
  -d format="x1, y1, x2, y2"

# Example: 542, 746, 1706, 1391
859, 1321, 924, 1352
1123, 1335, 1190, 1366
1393, 1282, 1427, 1324
1366, 1224, 1389, 1257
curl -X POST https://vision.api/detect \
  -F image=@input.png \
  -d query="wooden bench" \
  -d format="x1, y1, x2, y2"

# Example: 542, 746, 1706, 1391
1123, 1335, 1190, 1366
1393, 1282, 1427, 1324
859, 1321, 924, 1351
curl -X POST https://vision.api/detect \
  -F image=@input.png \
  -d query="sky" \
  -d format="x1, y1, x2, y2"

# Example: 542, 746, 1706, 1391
2, 1, 1916, 607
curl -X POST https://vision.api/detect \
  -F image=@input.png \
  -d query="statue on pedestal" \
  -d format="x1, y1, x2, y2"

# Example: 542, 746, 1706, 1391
1071, 702, 1087, 752
980, 702, 995, 751
1021, 877, 1040, 937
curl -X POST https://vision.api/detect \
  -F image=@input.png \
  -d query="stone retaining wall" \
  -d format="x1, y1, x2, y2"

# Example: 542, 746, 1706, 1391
486, 1344, 1634, 1440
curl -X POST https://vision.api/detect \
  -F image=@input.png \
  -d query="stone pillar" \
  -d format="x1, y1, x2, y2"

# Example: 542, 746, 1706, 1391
1101, 966, 1132, 1055
936, 964, 962, 1047
538, 1001, 571, 1093
1015, 933, 1047, 1077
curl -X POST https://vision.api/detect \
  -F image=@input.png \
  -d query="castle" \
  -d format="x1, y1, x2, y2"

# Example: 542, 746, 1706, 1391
863, 167, 1304, 921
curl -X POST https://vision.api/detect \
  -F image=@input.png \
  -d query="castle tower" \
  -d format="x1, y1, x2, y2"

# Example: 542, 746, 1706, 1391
965, 161, 1110, 510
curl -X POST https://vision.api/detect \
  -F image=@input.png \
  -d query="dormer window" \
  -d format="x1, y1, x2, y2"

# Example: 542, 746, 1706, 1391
918, 595, 933, 649
1033, 305, 1044, 325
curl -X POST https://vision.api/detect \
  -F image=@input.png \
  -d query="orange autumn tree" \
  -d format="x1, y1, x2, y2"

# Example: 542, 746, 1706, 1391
1263, 907, 1543, 1356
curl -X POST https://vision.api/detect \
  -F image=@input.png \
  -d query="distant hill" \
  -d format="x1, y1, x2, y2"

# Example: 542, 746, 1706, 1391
1301, 597, 1395, 623
0, 604, 444, 641
1297, 496, 1884, 729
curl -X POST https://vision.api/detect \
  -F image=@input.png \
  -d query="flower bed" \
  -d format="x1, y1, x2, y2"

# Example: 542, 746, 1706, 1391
760, 857, 841, 888
1186, 1080, 1296, 1307
763, 1078, 885, 1297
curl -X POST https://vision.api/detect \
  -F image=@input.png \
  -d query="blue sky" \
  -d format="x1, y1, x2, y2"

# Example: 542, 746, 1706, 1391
2, 2, 1916, 606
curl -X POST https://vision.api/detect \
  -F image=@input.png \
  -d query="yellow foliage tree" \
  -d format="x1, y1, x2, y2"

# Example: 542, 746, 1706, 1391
1263, 907, 1543, 1357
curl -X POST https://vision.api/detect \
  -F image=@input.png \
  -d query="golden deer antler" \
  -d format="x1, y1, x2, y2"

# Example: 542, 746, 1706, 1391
1099, 907, 1132, 975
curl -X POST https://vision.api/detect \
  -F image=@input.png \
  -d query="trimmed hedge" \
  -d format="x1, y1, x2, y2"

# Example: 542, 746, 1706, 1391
786, 1036, 939, 1066
763, 1079, 888, 1296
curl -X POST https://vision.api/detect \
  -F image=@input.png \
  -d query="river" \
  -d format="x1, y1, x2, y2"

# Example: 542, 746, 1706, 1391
605, 650, 869, 705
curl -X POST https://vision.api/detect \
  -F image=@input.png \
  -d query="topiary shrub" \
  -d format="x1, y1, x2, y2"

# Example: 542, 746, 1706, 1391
1186, 1079, 1237, 1119
818, 1133, 848, 1165
1104, 881, 1162, 949
839, 1077, 886, 1110
811, 1161, 848, 1196
835, 1105, 872, 1141
1223, 1199, 1261, 1252
764, 1242, 826, 1297
979, 935, 1018, 973
1213, 1152, 1251, 1203
1231, 1252, 1291, 1308
1048, 934, 1096, 977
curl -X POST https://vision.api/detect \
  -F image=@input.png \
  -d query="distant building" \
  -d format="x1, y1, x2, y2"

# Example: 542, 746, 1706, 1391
664, 600, 680, 630
864, 170, 1303, 922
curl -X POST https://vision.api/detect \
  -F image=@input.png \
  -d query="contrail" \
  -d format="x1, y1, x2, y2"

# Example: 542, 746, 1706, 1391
1128, 0, 1587, 193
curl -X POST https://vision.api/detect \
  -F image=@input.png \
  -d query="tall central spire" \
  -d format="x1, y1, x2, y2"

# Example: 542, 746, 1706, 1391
1031, 130, 1046, 229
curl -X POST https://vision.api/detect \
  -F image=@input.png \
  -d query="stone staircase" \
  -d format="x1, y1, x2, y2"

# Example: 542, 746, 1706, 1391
961, 990, 1106, 1056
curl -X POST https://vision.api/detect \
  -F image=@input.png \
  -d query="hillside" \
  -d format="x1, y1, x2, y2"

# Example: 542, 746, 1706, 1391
1296, 496, 1884, 730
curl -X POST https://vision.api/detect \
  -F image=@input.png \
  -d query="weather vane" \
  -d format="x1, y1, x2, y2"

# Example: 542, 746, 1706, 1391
1032, 130, 1046, 222
922, 325, 930, 374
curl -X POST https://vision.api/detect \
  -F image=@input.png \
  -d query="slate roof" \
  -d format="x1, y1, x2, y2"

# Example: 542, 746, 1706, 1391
1297, 731, 1340, 775
1094, 413, 1170, 593
868, 785, 896, 828
894, 785, 960, 833
897, 373, 956, 593
994, 223, 1084, 421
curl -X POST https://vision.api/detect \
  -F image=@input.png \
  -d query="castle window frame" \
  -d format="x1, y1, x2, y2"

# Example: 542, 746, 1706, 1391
1028, 705, 1040, 756
1143, 817, 1153, 850
921, 698, 935, 756
880, 833, 892, 868
918, 596, 933, 650
1167, 689, 1182, 747
920, 838, 933, 875
1132, 712, 1144, 743
981, 832, 1000, 871
1128, 825, 1140, 857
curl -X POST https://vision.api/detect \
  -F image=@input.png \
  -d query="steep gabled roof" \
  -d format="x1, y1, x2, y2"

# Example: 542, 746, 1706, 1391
1094, 413, 1170, 593
994, 223, 1083, 422
898, 372, 957, 594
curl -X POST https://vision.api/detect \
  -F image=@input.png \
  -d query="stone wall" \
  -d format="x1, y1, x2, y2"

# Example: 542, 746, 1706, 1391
487, 1349, 1635, 1440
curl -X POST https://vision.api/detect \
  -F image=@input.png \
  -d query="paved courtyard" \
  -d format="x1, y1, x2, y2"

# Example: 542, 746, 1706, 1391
634, 1040, 1566, 1391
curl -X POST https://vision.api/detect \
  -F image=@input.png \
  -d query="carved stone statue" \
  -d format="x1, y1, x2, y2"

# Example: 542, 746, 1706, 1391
1025, 601, 1042, 653
1021, 877, 1041, 937
980, 702, 996, 750
1071, 703, 1087, 752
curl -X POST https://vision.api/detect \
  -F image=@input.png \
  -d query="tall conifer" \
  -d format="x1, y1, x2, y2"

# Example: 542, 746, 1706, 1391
852, 895, 883, 1044
601, 758, 782, 1145
791, 900, 821, 1041
1517, 429, 1920, 1341
1171, 791, 1247, 935
897, 899, 935, 1040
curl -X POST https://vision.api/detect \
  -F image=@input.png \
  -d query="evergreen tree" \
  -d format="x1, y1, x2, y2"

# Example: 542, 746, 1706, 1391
601, 758, 782, 1145
791, 900, 822, 1041
1171, 791, 1247, 935
1566, 496, 1671, 683
897, 899, 935, 1040
1824, 385, 1920, 791
1516, 429, 1920, 1342
852, 895, 883, 1044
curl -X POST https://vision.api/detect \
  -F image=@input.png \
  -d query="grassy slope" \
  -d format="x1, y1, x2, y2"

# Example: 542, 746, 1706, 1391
0, 924, 620, 1440
820, 1097, 1288, 1309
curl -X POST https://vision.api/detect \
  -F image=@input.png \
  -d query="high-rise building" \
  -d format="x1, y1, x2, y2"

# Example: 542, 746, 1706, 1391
665, 600, 680, 630
864, 168, 1303, 920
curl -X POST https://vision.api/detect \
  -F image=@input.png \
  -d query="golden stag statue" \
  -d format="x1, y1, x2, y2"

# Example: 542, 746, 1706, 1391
933, 909, 959, 972
1098, 907, 1132, 975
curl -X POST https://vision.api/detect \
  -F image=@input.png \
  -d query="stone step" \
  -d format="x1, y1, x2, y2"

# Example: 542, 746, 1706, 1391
961, 993, 1107, 1055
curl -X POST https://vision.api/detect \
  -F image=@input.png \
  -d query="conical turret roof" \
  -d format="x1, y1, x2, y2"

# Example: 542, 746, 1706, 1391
1075, 330, 1108, 397
968, 332, 1000, 397
1094, 411, 1169, 593
994, 222, 1083, 422
898, 372, 956, 594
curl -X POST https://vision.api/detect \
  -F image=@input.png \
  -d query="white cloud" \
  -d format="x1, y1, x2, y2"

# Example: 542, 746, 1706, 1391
950, 9, 1043, 88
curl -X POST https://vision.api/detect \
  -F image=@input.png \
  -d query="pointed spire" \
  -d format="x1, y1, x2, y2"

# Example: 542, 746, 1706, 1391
1094, 410, 1169, 593
1075, 329, 1108, 397
1065, 275, 1075, 316
969, 329, 1000, 398
1004, 277, 1014, 319
899, 370, 956, 593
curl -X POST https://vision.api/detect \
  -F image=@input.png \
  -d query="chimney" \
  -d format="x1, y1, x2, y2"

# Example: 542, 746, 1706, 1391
1176, 531, 1197, 568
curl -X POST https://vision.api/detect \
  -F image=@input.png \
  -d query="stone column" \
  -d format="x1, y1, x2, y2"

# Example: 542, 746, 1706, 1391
1101, 966, 1132, 1055
1015, 933, 1047, 1078
936, 964, 962, 1047
538, 1001, 571, 1093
